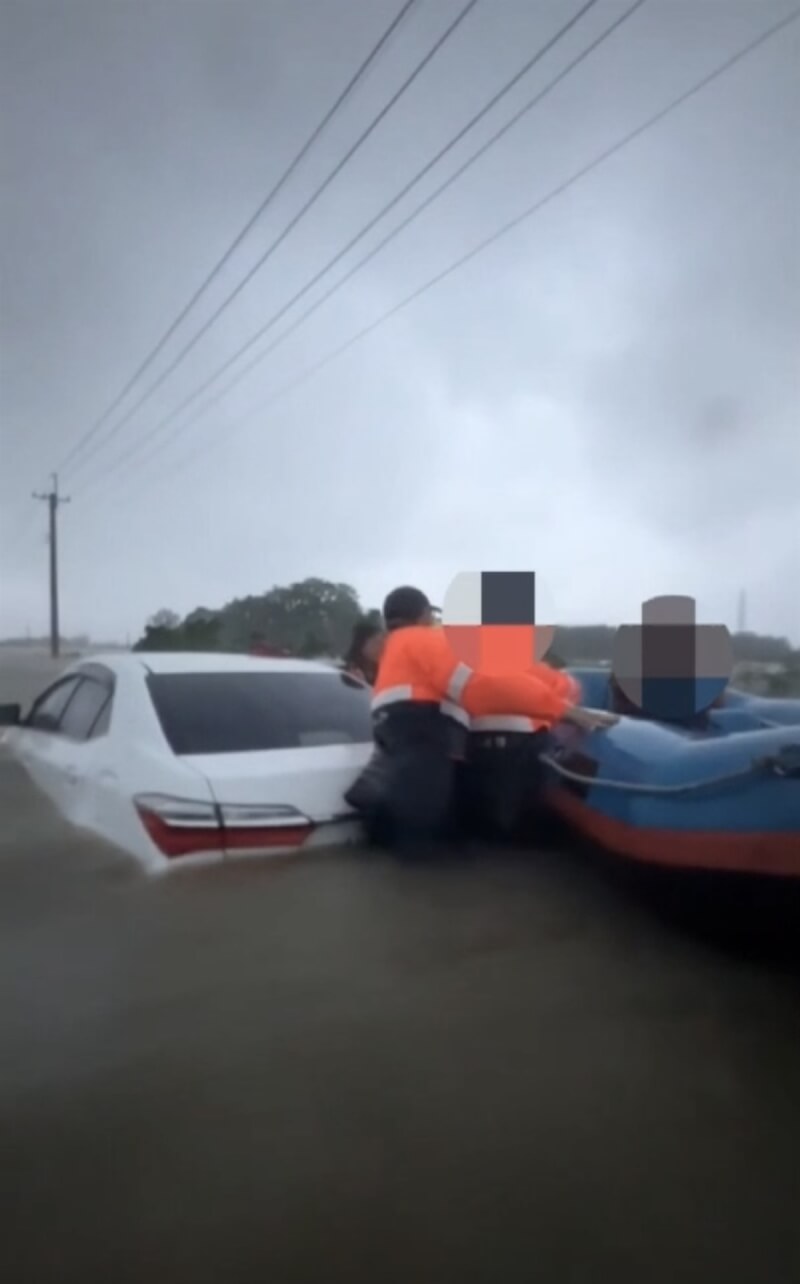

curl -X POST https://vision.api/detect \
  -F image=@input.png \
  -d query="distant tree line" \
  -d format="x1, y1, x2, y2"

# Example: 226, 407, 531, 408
132, 580, 799, 671
551, 625, 796, 666
134, 579, 381, 658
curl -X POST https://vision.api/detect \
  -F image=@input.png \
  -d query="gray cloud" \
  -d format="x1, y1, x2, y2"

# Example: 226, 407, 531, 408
1, 0, 798, 643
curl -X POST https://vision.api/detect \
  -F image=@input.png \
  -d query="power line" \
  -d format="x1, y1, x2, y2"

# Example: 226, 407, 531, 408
92, 0, 649, 493
56, 0, 419, 477
61, 0, 482, 483
76, 0, 610, 495
81, 3, 800, 518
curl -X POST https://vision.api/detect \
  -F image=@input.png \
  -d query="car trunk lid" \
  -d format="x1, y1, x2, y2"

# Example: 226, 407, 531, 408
188, 743, 372, 855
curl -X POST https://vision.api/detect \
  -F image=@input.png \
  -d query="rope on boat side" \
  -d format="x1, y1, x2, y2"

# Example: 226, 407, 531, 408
540, 754, 787, 796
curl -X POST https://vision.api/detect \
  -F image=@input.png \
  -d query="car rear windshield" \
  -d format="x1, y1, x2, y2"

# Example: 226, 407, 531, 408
147, 671, 372, 755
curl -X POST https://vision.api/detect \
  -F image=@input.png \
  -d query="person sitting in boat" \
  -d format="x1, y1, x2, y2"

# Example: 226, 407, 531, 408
342, 619, 385, 686
608, 673, 726, 727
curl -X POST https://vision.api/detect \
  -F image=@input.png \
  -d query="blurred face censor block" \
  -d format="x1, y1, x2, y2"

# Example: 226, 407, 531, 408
443, 571, 555, 675
612, 594, 734, 719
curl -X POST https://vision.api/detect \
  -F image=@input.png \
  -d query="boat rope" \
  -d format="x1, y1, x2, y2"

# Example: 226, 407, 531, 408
541, 750, 799, 796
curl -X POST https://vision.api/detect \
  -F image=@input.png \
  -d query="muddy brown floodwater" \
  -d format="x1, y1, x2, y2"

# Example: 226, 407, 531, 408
1, 654, 800, 1282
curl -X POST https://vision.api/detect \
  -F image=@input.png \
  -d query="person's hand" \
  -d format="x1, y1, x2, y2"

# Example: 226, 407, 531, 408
562, 706, 619, 732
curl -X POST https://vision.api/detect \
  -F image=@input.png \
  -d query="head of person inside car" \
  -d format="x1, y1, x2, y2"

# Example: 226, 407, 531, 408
343, 619, 385, 686
382, 586, 440, 632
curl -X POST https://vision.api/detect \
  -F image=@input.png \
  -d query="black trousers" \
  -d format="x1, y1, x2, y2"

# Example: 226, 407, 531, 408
346, 739, 462, 858
346, 704, 469, 857
387, 745, 460, 859
461, 730, 550, 841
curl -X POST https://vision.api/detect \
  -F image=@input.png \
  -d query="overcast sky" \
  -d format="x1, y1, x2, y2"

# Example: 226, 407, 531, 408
1, 0, 798, 643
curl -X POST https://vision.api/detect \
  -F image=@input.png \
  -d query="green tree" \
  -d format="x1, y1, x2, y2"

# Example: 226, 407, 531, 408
149, 608, 180, 631
133, 578, 366, 655
134, 624, 182, 652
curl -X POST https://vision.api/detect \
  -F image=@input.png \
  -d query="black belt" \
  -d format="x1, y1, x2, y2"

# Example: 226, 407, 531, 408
373, 700, 467, 758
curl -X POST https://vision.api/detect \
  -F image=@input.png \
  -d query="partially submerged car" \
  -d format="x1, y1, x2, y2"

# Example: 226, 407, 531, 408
0, 653, 373, 872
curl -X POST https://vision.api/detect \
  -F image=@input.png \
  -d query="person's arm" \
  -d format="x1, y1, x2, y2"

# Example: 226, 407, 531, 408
465, 670, 571, 722
528, 662, 582, 705
410, 629, 475, 703
472, 668, 616, 730
555, 670, 582, 704
415, 631, 614, 727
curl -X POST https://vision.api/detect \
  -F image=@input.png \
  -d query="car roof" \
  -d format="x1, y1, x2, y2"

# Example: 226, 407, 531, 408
78, 651, 340, 677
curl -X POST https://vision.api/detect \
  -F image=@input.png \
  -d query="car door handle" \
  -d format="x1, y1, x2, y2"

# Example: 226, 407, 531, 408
65, 768, 79, 786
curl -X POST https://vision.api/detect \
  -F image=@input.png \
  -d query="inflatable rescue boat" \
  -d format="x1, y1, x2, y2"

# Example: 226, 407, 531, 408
542, 669, 800, 876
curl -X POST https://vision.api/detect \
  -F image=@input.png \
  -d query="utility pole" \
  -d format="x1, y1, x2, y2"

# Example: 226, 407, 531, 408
737, 589, 747, 635
32, 473, 70, 659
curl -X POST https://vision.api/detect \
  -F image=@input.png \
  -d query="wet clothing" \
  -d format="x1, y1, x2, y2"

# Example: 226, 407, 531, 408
467, 666, 581, 736
462, 724, 551, 840
349, 627, 575, 853
466, 666, 580, 838
546, 667, 582, 706
373, 628, 571, 723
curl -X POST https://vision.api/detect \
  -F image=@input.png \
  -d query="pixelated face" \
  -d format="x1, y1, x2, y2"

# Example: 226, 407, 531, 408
443, 572, 554, 675
611, 594, 733, 719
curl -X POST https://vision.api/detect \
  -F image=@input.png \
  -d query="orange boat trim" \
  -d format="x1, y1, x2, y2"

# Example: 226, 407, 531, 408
546, 787, 800, 878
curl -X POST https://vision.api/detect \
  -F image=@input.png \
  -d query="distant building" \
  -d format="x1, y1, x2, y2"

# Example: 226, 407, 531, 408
732, 660, 787, 695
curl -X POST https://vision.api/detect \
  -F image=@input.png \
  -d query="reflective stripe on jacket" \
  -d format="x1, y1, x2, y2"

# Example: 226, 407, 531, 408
372, 626, 472, 727
471, 666, 580, 732
372, 628, 572, 728
470, 715, 543, 734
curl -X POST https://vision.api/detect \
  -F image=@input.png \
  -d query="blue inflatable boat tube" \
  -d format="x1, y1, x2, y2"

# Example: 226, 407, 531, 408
541, 669, 800, 876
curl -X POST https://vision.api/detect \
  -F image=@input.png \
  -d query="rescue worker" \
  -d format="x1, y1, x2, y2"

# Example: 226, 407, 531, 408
349, 585, 615, 856
464, 656, 584, 839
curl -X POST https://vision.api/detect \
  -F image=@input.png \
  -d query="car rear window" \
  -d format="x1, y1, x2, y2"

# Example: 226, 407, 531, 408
147, 671, 372, 755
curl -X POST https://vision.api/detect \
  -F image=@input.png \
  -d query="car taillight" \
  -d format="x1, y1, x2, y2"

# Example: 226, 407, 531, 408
218, 803, 313, 851
134, 795, 313, 860
135, 794, 222, 859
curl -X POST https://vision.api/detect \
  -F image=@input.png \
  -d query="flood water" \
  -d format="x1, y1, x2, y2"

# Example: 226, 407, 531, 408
2, 738, 800, 1284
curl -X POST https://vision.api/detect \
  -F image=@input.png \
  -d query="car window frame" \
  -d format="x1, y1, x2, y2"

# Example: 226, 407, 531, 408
25, 666, 116, 742
86, 694, 113, 740
24, 675, 84, 733
58, 673, 116, 743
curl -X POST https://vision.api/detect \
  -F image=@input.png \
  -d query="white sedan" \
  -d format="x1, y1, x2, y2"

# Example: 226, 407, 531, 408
1, 652, 374, 872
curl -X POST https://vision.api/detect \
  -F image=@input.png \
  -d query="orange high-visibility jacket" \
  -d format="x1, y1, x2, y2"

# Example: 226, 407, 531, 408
372, 627, 571, 728
535, 665, 581, 705
470, 663, 580, 734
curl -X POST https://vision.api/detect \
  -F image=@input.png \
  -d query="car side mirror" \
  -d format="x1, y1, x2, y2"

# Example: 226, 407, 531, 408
0, 703, 21, 726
